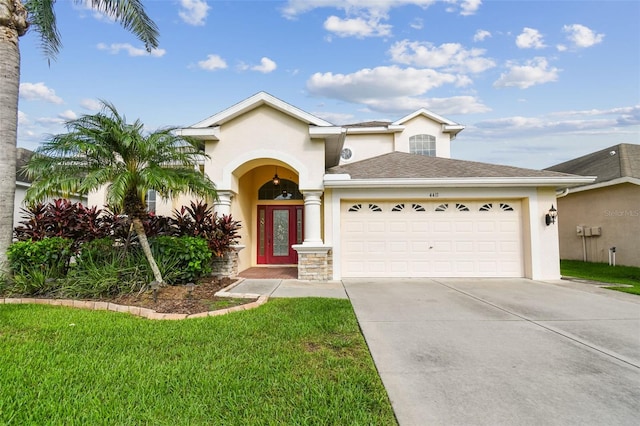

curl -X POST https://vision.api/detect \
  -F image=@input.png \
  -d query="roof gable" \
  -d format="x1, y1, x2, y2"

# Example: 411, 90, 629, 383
191, 91, 334, 128
545, 143, 640, 184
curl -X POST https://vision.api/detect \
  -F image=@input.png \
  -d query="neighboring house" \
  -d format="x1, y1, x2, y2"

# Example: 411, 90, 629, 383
89, 92, 592, 280
545, 143, 640, 268
14, 148, 88, 230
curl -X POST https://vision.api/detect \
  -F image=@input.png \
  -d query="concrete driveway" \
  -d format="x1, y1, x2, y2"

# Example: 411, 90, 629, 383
343, 278, 640, 426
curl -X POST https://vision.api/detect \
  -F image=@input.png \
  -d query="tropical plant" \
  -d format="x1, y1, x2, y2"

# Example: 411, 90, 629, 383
0, 0, 159, 270
22, 101, 217, 284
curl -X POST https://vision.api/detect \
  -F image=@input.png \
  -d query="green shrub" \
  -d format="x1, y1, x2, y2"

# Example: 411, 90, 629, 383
7, 237, 72, 278
151, 236, 212, 284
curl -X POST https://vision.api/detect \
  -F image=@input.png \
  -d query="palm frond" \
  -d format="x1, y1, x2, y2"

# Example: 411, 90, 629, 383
24, 0, 61, 62
87, 0, 159, 51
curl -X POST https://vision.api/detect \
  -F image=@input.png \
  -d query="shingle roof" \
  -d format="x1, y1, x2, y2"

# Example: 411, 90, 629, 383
16, 148, 33, 184
545, 143, 640, 184
327, 151, 577, 179
342, 121, 392, 128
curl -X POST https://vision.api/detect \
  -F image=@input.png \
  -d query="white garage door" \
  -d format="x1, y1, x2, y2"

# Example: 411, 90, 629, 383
341, 200, 524, 278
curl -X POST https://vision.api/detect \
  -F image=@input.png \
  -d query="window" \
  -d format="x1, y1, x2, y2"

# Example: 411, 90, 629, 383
258, 179, 303, 200
409, 134, 436, 156
146, 190, 156, 213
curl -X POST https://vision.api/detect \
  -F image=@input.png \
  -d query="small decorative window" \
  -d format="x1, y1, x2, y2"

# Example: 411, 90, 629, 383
409, 134, 436, 157
435, 203, 449, 212
392, 204, 405, 212
479, 203, 493, 211
369, 204, 382, 212
455, 203, 469, 211
500, 203, 514, 211
348, 204, 362, 212
412, 204, 426, 212
258, 179, 303, 200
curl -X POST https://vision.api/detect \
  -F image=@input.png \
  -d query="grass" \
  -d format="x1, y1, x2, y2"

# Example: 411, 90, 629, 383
561, 259, 640, 295
0, 299, 397, 425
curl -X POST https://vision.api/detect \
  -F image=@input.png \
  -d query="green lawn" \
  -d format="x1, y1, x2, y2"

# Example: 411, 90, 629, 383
0, 298, 397, 425
561, 259, 640, 295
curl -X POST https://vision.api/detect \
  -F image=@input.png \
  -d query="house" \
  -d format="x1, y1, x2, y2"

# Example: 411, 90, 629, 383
14, 148, 88, 229
545, 143, 640, 268
89, 92, 593, 280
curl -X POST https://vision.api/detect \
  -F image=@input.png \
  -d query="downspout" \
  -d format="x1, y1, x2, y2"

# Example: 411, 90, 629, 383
556, 188, 570, 198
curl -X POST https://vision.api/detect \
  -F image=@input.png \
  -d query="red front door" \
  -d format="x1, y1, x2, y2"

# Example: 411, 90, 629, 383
257, 205, 303, 264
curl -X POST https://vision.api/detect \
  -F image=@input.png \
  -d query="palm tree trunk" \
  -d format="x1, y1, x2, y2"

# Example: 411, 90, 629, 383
0, 0, 28, 271
131, 217, 164, 285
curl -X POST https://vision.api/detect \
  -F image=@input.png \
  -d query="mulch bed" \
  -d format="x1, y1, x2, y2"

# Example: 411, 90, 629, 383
107, 276, 254, 315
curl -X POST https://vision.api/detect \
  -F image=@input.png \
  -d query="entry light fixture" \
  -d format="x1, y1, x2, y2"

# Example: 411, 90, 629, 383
545, 204, 557, 226
272, 167, 280, 186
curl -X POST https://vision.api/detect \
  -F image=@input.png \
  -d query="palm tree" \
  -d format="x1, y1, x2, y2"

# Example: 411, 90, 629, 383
23, 101, 217, 284
0, 0, 159, 269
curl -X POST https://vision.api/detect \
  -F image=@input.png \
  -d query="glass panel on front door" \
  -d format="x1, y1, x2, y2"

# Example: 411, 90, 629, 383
272, 210, 289, 256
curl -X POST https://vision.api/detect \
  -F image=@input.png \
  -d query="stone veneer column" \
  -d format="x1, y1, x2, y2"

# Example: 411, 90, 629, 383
292, 190, 332, 281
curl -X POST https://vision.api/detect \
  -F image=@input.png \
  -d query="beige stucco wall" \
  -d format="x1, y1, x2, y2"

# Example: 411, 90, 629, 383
393, 115, 452, 158
339, 133, 394, 165
556, 183, 639, 267
206, 105, 325, 192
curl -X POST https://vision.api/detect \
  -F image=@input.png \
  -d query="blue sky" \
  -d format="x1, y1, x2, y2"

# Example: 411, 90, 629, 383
17, 0, 640, 169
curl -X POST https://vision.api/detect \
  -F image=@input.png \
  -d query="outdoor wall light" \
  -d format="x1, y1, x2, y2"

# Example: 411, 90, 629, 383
545, 204, 557, 226
272, 167, 280, 186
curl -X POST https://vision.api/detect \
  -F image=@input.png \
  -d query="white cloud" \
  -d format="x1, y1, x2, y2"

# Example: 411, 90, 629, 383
283, 1, 474, 38
197, 54, 228, 71
324, 15, 391, 38
563, 24, 604, 48
18, 111, 29, 125
473, 29, 491, 42
470, 106, 640, 141
458, 0, 482, 16
308, 66, 463, 100
493, 57, 560, 89
410, 18, 423, 30
251, 57, 277, 73
80, 98, 102, 111
19, 82, 64, 104
366, 95, 490, 115
97, 43, 166, 57
58, 110, 78, 121
516, 27, 546, 49
312, 111, 355, 125
179, 0, 210, 26
389, 40, 495, 73
556, 44, 567, 52
306, 65, 488, 115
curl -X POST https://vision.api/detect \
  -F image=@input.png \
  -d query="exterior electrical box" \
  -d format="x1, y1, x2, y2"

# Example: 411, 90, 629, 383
584, 227, 592, 237
591, 227, 601, 236
576, 226, 584, 236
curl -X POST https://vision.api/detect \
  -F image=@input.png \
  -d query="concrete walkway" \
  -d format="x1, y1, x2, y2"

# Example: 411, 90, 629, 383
223, 278, 348, 299
343, 278, 640, 426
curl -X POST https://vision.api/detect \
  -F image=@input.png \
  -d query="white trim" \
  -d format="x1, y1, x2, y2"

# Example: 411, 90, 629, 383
562, 176, 639, 194
175, 127, 220, 140
323, 176, 595, 188
344, 125, 404, 134
393, 108, 460, 126
309, 126, 345, 137
192, 92, 333, 128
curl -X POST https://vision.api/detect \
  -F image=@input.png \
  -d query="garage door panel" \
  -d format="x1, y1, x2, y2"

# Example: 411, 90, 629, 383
341, 200, 523, 278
